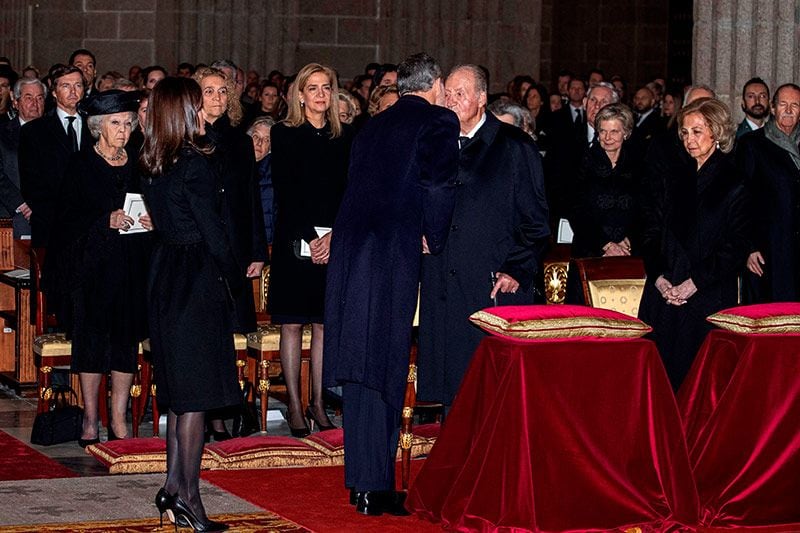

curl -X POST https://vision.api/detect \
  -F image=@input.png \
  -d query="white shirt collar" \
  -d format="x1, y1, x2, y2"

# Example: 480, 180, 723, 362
55, 106, 82, 147
587, 123, 595, 145
745, 117, 764, 131
461, 112, 487, 139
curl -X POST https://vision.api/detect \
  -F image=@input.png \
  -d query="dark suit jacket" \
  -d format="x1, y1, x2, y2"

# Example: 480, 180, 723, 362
323, 95, 459, 410
737, 128, 800, 301
544, 105, 589, 225
18, 110, 92, 247
0, 118, 28, 236
418, 112, 551, 405
630, 110, 664, 153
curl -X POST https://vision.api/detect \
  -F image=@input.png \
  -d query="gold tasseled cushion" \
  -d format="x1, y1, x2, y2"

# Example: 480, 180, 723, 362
587, 279, 646, 318
247, 324, 312, 352
33, 333, 72, 356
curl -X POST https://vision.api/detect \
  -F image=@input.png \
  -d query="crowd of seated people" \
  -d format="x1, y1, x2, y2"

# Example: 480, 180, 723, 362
2, 48, 799, 444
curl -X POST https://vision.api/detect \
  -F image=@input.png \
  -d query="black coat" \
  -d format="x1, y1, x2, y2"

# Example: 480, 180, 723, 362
143, 148, 241, 413
737, 128, 800, 302
418, 113, 551, 405
18, 110, 92, 247
638, 150, 748, 389
323, 95, 459, 410
267, 121, 352, 320
0, 117, 30, 237
204, 116, 267, 333
50, 147, 151, 373
568, 141, 643, 258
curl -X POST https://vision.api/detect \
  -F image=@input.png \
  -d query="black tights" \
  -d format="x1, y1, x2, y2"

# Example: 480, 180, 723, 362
163, 410, 210, 522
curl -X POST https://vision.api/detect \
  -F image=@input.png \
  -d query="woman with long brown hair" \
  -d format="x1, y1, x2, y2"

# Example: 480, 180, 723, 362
268, 63, 353, 437
141, 76, 240, 532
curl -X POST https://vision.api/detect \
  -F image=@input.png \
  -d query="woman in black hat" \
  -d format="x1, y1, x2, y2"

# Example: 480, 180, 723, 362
48, 89, 152, 446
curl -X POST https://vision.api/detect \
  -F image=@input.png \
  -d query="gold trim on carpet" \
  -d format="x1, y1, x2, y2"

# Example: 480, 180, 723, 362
0, 512, 308, 532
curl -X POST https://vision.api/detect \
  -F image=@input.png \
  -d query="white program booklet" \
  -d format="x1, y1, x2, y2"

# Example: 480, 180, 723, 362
300, 226, 332, 257
120, 193, 151, 234
556, 218, 574, 244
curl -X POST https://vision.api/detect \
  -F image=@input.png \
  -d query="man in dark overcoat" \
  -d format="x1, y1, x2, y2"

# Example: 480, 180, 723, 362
418, 65, 550, 408
323, 53, 459, 516
19, 65, 91, 248
738, 83, 800, 302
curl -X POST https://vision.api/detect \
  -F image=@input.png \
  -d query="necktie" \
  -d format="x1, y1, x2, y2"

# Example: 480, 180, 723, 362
574, 109, 582, 126
66, 116, 78, 152
459, 136, 470, 149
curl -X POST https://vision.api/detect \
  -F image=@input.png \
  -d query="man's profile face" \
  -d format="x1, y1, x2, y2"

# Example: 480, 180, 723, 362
742, 82, 769, 119
444, 69, 485, 130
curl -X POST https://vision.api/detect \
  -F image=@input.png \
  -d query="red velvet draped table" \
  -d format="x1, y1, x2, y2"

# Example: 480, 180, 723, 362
407, 336, 699, 532
678, 329, 800, 528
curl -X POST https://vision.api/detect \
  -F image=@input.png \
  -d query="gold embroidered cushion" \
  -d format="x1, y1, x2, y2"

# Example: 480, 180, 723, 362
706, 303, 800, 334
469, 304, 652, 340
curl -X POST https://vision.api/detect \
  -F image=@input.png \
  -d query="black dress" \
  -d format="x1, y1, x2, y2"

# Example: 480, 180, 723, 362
638, 150, 748, 390
204, 115, 267, 333
142, 148, 242, 414
267, 121, 352, 323
51, 147, 151, 374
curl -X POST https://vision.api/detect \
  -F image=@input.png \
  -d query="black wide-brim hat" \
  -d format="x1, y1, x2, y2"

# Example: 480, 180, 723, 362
78, 89, 141, 116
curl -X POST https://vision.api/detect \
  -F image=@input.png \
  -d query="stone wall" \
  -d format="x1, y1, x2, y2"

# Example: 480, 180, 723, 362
1, 0, 542, 91
693, 0, 800, 121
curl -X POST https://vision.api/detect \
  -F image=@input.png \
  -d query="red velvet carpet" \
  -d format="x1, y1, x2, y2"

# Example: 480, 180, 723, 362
0, 430, 78, 480
203, 460, 442, 533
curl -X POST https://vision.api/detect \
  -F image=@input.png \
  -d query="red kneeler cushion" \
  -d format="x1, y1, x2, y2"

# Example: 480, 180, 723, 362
469, 304, 652, 341
707, 302, 800, 334
87, 438, 217, 474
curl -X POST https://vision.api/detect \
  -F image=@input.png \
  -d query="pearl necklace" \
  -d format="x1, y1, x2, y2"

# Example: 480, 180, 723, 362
94, 142, 126, 162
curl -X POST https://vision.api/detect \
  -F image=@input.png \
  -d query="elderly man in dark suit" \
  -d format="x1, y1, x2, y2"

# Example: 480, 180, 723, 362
19, 65, 91, 248
324, 52, 458, 516
0, 77, 46, 238
417, 64, 550, 408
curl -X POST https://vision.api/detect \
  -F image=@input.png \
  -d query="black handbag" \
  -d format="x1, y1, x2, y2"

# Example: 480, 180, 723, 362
30, 386, 84, 446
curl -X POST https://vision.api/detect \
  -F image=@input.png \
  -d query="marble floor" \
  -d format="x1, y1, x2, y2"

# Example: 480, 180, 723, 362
0, 380, 340, 477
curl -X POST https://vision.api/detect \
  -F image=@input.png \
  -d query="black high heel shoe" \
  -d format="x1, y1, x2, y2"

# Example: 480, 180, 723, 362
107, 427, 128, 441
155, 489, 189, 528
305, 406, 337, 432
170, 496, 228, 532
78, 437, 100, 448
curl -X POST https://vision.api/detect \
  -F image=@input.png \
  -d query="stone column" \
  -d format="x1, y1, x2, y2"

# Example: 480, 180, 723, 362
693, 0, 800, 121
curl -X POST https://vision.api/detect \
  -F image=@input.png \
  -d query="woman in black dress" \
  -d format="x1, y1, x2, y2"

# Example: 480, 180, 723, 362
269, 63, 353, 437
141, 77, 240, 532
50, 90, 150, 446
193, 66, 267, 440
638, 98, 748, 390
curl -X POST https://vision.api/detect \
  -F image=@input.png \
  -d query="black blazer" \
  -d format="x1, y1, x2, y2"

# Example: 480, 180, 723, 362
323, 95, 459, 410
0, 118, 24, 218
18, 110, 92, 247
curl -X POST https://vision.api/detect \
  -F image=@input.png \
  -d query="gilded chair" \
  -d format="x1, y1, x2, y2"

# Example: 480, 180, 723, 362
573, 256, 646, 318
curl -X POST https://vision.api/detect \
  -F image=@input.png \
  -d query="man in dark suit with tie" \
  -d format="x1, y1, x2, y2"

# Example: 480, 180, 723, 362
69, 49, 97, 98
630, 86, 664, 152
19, 65, 91, 248
0, 77, 46, 238
418, 64, 550, 409
545, 81, 618, 228
324, 52, 459, 516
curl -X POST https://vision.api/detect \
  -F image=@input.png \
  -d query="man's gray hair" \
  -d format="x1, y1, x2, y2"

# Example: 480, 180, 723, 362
487, 100, 527, 129
397, 53, 442, 96
211, 59, 238, 72
449, 64, 487, 95
586, 81, 620, 104
247, 115, 276, 136
683, 84, 716, 106
13, 77, 47, 100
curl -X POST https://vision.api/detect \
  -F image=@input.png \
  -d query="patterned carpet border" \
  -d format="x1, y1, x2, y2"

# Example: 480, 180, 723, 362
0, 512, 309, 532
